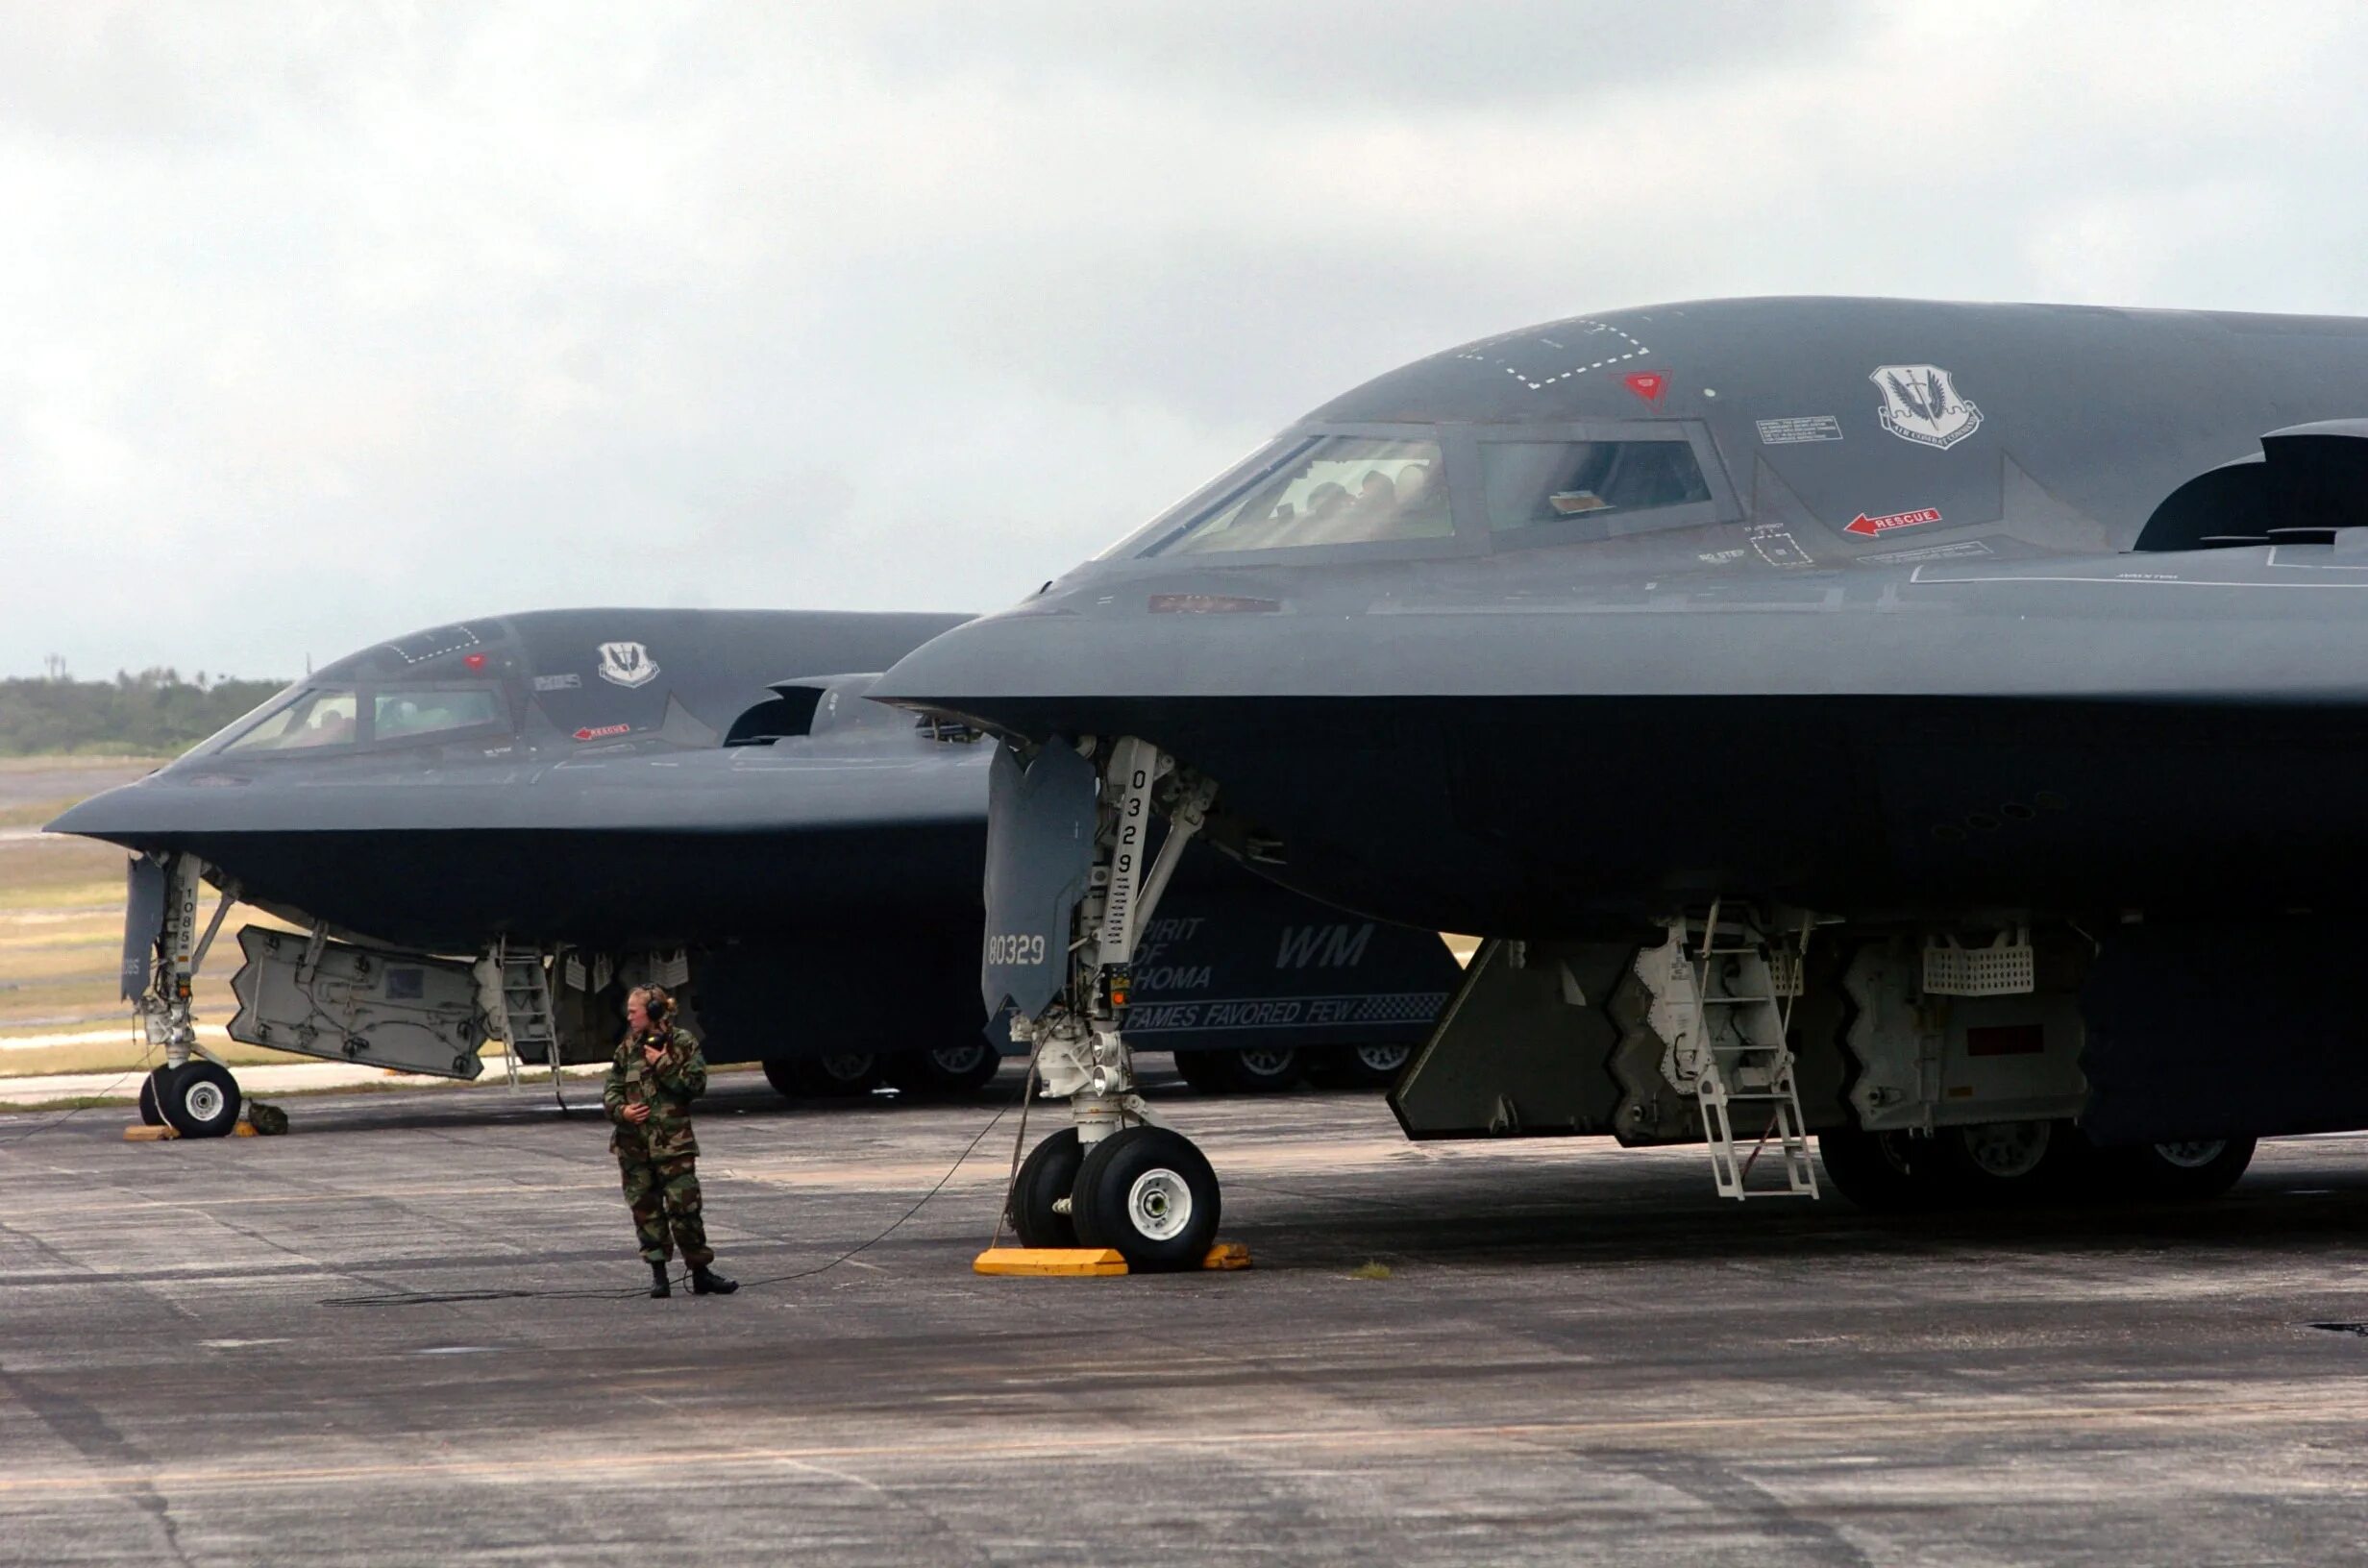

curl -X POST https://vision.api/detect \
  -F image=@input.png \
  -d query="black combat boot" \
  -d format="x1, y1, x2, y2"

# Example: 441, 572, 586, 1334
691, 1263, 738, 1296
649, 1261, 672, 1298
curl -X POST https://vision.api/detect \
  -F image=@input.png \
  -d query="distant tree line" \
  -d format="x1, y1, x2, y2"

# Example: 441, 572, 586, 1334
0, 665, 287, 756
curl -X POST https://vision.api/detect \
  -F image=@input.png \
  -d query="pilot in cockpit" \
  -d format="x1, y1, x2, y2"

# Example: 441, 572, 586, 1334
289, 709, 355, 748
1289, 478, 1358, 545
1395, 459, 1436, 513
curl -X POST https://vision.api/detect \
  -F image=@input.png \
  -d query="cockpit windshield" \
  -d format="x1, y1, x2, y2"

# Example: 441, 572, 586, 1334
1480, 438, 1712, 538
374, 689, 505, 743
210, 683, 512, 756
1122, 434, 1451, 557
225, 689, 359, 753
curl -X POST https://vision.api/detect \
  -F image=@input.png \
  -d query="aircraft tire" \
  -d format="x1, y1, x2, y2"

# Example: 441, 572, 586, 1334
1071, 1125, 1221, 1272
759, 1059, 802, 1100
1171, 1050, 1231, 1093
1815, 1126, 1954, 1212
1215, 1045, 1303, 1094
137, 1066, 171, 1127
1302, 1042, 1415, 1091
882, 1042, 1003, 1099
160, 1062, 241, 1139
789, 1052, 881, 1097
2109, 1137, 2257, 1201
1008, 1127, 1084, 1249
1929, 1118, 2088, 1206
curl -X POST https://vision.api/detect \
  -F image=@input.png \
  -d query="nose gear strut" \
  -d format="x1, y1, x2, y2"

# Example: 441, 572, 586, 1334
996, 736, 1225, 1269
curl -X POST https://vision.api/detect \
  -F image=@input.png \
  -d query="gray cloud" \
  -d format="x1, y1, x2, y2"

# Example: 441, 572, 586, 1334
7, 2, 2368, 677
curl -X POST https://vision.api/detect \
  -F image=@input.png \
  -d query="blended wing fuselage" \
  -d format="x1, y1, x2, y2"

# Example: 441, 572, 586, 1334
874, 298, 2368, 933
51, 608, 1459, 1085
51, 609, 979, 951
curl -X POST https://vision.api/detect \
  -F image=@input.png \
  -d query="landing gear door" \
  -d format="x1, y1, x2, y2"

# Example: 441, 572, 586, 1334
227, 927, 489, 1079
122, 853, 167, 1001
981, 739, 1098, 1018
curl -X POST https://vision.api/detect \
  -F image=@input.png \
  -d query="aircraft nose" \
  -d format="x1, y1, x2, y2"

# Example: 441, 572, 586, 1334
43, 776, 196, 845
45, 782, 144, 838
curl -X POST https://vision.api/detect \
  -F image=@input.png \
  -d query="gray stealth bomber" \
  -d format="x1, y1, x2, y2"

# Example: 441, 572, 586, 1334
869, 296, 2368, 1267
47, 607, 1457, 1137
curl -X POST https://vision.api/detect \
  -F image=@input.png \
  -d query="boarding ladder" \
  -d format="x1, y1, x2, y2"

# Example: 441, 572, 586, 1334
495, 942, 568, 1108
1683, 902, 1817, 1199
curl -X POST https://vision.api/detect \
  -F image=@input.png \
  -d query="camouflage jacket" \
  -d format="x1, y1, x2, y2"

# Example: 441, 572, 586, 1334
604, 1024, 708, 1161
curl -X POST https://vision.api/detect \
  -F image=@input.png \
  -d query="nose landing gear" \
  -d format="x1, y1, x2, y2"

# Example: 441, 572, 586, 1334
993, 736, 1229, 1272
129, 854, 249, 1139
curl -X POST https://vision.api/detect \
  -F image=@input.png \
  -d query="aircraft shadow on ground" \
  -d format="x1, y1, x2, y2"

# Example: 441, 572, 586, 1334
1218, 1169, 2368, 1273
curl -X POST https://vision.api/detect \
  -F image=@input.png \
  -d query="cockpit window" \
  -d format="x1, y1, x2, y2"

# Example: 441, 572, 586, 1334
1132, 435, 1451, 556
225, 689, 359, 753
374, 689, 505, 744
1482, 440, 1712, 537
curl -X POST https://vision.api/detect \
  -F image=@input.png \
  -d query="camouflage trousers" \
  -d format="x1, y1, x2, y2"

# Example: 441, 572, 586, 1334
618, 1152, 712, 1268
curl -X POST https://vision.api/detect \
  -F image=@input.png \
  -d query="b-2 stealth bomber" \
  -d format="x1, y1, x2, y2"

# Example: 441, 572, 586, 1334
48, 609, 1457, 1136
871, 296, 2368, 1267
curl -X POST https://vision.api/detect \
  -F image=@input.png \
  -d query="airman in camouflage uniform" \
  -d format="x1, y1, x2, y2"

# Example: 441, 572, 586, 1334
604, 985, 737, 1297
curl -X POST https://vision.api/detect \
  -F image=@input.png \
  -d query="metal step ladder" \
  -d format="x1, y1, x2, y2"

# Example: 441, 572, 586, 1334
495, 942, 568, 1108
1684, 903, 1817, 1199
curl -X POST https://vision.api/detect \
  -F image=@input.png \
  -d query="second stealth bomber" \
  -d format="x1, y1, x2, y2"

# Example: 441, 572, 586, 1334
49, 608, 1457, 1137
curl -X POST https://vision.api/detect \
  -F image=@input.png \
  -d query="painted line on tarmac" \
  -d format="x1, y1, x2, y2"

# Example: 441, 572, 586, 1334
0, 1025, 230, 1053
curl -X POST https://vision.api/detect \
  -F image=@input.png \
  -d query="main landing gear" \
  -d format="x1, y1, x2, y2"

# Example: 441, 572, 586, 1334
758, 1041, 1005, 1102
1170, 1041, 1417, 1093
1816, 1121, 2258, 1210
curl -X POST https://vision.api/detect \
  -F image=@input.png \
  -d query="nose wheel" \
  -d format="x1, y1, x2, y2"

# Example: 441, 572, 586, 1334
138, 1066, 170, 1127
140, 1062, 244, 1138
1071, 1126, 1221, 1271
1007, 1126, 1086, 1248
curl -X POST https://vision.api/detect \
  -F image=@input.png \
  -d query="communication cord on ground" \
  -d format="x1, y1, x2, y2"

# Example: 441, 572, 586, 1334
0, 1067, 145, 1147
986, 1033, 1048, 1254
324, 1095, 1018, 1308
0, 1023, 156, 1149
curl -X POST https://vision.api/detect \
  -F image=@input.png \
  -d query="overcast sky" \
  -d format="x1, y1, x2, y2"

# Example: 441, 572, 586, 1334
8, 1, 2368, 678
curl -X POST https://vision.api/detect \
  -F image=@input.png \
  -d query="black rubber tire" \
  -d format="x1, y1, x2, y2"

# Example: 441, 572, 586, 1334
160, 1061, 241, 1139
1008, 1127, 1085, 1249
1815, 1126, 1955, 1212
1171, 1050, 1231, 1093
789, 1052, 881, 1097
882, 1041, 1003, 1099
1216, 1045, 1302, 1094
2109, 1136, 2257, 1201
1071, 1125, 1221, 1272
759, 1058, 802, 1099
1303, 1042, 1415, 1091
137, 1066, 172, 1127
1929, 1118, 2087, 1206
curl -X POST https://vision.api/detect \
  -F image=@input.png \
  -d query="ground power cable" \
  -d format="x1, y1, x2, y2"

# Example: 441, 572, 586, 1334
0, 1020, 160, 1149
0, 1067, 147, 1148
986, 1030, 1048, 1254
323, 1092, 1021, 1308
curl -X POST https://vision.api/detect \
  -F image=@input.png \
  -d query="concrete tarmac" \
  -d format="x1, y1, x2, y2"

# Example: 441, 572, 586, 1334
0, 1069, 2362, 1566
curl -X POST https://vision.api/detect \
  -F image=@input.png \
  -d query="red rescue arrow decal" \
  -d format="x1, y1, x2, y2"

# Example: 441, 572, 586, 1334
573, 723, 632, 742
1844, 506, 1943, 538
1623, 370, 1667, 404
